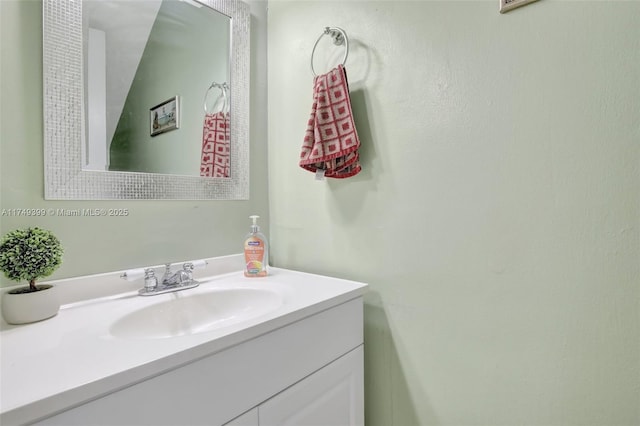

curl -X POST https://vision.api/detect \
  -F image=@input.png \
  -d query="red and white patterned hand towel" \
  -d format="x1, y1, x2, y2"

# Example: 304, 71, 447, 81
300, 65, 361, 178
200, 111, 230, 178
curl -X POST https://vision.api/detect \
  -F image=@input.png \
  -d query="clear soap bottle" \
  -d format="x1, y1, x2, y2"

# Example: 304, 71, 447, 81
244, 215, 268, 277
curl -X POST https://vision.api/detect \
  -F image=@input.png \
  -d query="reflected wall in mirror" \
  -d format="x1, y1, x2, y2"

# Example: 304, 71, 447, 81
83, 0, 230, 177
43, 0, 249, 200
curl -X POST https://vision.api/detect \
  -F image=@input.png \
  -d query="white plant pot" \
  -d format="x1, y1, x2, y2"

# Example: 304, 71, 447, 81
1, 284, 60, 325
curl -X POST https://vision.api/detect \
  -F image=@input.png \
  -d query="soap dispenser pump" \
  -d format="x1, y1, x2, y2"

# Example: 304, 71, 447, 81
244, 215, 268, 277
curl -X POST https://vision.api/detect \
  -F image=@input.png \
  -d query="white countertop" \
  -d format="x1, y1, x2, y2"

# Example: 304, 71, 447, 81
0, 264, 367, 425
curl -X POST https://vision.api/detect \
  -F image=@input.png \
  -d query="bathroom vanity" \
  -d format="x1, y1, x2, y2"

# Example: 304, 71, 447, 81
0, 258, 367, 425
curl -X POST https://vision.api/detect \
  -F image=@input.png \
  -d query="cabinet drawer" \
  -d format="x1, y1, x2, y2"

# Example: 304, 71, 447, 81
259, 346, 364, 426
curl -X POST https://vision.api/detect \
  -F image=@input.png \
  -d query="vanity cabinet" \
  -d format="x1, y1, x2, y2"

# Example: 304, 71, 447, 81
33, 298, 364, 426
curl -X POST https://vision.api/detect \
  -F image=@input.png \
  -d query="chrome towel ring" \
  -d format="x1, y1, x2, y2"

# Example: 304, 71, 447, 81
310, 27, 349, 77
204, 82, 229, 114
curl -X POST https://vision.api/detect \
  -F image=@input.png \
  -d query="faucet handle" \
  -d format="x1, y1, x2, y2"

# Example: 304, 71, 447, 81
121, 268, 144, 281
185, 260, 207, 271
182, 263, 195, 280
182, 260, 207, 280
144, 268, 158, 290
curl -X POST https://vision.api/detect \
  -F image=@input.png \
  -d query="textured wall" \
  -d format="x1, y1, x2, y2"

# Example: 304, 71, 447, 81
0, 0, 269, 285
267, 1, 639, 424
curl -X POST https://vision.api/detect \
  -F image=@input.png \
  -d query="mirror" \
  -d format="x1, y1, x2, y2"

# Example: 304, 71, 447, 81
43, 0, 249, 200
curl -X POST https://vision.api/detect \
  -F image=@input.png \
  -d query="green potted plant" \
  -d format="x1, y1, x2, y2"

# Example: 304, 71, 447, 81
0, 227, 63, 324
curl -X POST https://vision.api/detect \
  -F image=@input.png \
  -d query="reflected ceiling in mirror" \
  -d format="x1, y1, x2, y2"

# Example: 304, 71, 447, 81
43, 0, 249, 200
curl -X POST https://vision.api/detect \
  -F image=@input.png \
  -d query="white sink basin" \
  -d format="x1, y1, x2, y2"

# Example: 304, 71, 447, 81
109, 287, 283, 339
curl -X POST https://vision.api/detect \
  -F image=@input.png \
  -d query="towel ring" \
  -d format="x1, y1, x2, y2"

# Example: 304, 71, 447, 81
310, 27, 349, 77
204, 82, 228, 114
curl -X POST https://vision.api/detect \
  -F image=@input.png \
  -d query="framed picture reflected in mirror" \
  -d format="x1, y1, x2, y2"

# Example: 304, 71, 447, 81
150, 96, 180, 137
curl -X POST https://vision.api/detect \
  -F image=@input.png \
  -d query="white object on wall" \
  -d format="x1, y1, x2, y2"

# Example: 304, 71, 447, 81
499, 0, 539, 13
86, 28, 108, 171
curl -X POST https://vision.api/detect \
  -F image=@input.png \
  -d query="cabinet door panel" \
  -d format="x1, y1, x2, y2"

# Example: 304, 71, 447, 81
224, 408, 258, 426
259, 346, 363, 426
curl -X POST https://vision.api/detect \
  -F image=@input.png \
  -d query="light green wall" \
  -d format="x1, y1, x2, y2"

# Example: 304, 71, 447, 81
2, 0, 638, 423
0, 0, 269, 286
268, 1, 639, 425
111, 0, 230, 175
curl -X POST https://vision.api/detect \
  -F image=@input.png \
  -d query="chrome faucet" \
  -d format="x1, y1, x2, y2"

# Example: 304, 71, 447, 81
138, 262, 200, 296
121, 261, 206, 296
162, 263, 191, 285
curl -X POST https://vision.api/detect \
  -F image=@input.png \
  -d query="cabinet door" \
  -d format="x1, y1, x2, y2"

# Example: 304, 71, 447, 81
224, 408, 258, 426
258, 346, 363, 426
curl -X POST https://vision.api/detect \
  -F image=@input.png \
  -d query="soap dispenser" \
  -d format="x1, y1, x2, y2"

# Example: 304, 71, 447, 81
244, 215, 268, 277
